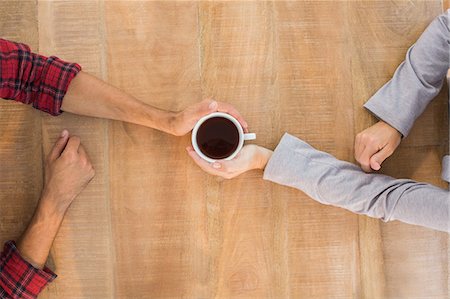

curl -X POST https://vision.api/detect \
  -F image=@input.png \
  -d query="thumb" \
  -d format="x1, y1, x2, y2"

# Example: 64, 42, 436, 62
369, 146, 392, 171
48, 129, 70, 161
193, 99, 217, 119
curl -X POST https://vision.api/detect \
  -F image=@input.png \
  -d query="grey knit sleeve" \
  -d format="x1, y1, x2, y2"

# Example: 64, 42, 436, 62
263, 133, 449, 232
363, 11, 450, 137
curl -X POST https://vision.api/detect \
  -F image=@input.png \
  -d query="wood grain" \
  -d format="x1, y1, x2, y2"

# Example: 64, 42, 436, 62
0, 0, 42, 255
37, 1, 113, 298
274, 2, 360, 298
105, 2, 205, 298
348, 1, 448, 298
0, 1, 448, 298
200, 2, 285, 297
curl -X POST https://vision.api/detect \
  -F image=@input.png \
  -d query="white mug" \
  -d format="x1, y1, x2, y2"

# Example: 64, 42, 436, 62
191, 112, 256, 163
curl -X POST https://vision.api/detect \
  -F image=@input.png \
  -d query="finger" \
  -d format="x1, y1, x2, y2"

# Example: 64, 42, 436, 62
192, 99, 217, 119
369, 146, 393, 171
48, 129, 70, 161
77, 144, 92, 162
216, 102, 249, 131
354, 134, 363, 162
186, 147, 224, 176
63, 135, 81, 155
359, 144, 379, 172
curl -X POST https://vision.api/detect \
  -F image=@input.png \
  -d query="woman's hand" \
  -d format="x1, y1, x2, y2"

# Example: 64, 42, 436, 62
355, 120, 402, 172
186, 144, 273, 179
169, 99, 248, 136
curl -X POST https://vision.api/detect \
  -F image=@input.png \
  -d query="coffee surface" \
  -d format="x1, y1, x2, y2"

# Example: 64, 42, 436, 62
196, 117, 239, 159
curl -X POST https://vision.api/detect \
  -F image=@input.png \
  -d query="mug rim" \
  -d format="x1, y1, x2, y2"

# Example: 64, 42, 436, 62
191, 112, 244, 163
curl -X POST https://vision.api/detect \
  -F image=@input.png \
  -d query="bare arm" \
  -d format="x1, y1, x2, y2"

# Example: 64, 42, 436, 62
61, 71, 248, 136
17, 130, 95, 269
16, 200, 66, 269
61, 72, 174, 134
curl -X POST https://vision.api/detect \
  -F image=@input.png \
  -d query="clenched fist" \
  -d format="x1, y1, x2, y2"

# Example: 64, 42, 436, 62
355, 121, 402, 172
41, 130, 95, 214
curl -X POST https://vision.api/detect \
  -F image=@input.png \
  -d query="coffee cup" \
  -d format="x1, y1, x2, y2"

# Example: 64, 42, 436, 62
191, 112, 256, 163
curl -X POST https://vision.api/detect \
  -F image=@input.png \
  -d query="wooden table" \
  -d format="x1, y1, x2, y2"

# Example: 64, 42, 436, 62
0, 1, 448, 298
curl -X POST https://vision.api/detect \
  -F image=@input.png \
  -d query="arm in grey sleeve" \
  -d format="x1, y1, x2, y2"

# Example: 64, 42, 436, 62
263, 134, 449, 232
364, 11, 450, 137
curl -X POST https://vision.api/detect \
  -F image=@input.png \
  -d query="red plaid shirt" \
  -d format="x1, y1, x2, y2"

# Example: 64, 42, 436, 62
0, 38, 81, 115
0, 242, 56, 299
1, 39, 81, 298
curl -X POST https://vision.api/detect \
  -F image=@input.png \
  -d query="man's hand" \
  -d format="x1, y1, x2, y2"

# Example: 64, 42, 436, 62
355, 120, 402, 172
169, 99, 249, 136
186, 144, 273, 179
41, 130, 95, 214
17, 130, 95, 269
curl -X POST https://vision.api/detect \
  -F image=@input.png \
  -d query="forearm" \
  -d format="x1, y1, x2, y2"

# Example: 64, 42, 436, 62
61, 72, 175, 133
17, 197, 66, 269
263, 133, 449, 232
364, 11, 450, 137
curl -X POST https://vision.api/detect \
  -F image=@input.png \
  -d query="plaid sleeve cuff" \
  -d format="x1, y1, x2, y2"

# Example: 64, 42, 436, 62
0, 241, 56, 299
36, 56, 81, 116
0, 38, 81, 116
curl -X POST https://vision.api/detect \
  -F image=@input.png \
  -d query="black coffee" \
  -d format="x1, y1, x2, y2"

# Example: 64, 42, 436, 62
196, 117, 240, 159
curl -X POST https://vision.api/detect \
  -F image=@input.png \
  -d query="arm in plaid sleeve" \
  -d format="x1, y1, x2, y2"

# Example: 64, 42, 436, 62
0, 38, 81, 115
0, 241, 56, 299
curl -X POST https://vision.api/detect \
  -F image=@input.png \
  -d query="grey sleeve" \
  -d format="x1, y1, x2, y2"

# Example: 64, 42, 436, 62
263, 133, 450, 233
363, 11, 450, 137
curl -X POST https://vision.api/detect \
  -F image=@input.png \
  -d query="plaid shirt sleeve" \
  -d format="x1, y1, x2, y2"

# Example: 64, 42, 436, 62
0, 241, 56, 299
0, 38, 81, 115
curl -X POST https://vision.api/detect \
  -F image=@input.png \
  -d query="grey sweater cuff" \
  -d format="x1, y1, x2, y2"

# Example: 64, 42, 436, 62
263, 133, 310, 185
364, 100, 410, 137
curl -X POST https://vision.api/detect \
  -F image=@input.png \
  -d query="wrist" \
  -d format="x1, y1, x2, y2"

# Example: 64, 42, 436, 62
253, 146, 273, 170
380, 120, 402, 137
165, 110, 180, 136
141, 105, 176, 135
38, 192, 70, 219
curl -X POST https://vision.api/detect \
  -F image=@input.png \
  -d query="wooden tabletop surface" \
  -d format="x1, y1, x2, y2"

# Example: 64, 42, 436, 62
0, 1, 448, 298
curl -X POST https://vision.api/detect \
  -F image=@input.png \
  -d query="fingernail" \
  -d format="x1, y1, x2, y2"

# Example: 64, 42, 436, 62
209, 101, 217, 110
244, 121, 249, 128
212, 162, 221, 169
373, 163, 381, 170
61, 129, 68, 137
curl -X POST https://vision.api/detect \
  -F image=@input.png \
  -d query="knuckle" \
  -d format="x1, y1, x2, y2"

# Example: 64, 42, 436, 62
360, 162, 370, 169
359, 132, 366, 140
365, 135, 375, 144
361, 164, 372, 172
224, 173, 234, 179
70, 136, 81, 144
64, 151, 77, 161
386, 148, 395, 157
361, 133, 374, 144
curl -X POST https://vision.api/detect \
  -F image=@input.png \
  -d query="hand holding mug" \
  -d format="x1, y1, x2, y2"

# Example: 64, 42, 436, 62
186, 111, 273, 179
169, 99, 249, 136
186, 144, 273, 179
191, 112, 255, 162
